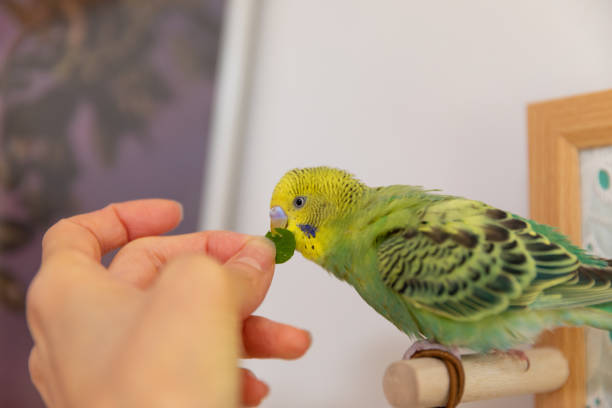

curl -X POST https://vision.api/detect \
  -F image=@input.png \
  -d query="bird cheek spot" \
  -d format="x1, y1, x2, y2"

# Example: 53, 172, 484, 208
298, 224, 317, 238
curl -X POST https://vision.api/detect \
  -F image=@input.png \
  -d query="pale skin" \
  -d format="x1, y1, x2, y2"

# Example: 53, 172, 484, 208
26, 199, 311, 407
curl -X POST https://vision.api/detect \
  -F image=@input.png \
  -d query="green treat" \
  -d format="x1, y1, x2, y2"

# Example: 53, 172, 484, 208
265, 228, 296, 264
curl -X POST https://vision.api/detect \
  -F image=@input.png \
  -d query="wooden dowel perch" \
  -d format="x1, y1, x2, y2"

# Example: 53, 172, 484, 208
383, 347, 568, 408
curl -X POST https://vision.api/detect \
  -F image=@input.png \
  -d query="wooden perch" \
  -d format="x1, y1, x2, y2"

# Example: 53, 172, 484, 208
383, 347, 568, 408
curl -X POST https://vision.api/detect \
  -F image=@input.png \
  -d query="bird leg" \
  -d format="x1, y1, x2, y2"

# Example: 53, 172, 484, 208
403, 340, 462, 361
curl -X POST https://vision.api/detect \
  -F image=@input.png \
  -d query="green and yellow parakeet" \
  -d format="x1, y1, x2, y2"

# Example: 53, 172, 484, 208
269, 166, 612, 352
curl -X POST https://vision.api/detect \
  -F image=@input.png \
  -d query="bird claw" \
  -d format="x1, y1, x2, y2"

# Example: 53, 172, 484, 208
491, 349, 530, 370
403, 340, 462, 361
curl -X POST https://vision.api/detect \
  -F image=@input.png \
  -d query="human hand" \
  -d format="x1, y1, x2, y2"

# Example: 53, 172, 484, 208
27, 199, 311, 407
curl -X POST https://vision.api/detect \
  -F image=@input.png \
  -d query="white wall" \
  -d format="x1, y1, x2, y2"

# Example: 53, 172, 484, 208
225, 1, 612, 406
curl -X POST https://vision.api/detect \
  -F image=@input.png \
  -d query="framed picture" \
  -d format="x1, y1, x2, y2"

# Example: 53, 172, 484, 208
528, 89, 612, 408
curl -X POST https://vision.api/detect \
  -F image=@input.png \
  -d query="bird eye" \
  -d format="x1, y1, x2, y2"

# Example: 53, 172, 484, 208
293, 196, 306, 208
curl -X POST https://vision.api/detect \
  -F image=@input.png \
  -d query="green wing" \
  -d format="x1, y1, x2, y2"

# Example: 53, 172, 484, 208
376, 198, 612, 321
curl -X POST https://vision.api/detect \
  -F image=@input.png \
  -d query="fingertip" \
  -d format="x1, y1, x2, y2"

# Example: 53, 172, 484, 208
42, 199, 187, 261
224, 238, 276, 317
241, 369, 270, 407
243, 316, 312, 359
175, 201, 184, 223
229, 237, 276, 276
281, 327, 312, 360
113, 199, 185, 238
296, 328, 313, 355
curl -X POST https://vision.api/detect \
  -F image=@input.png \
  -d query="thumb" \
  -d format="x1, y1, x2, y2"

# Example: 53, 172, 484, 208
223, 237, 276, 318
132, 255, 242, 407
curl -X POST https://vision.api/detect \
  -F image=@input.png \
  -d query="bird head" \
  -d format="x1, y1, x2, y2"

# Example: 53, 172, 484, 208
269, 166, 366, 261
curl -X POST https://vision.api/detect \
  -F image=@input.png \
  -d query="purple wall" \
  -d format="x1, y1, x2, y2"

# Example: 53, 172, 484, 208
0, 2, 224, 405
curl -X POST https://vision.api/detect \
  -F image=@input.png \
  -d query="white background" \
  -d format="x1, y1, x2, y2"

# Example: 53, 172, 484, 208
204, 1, 612, 406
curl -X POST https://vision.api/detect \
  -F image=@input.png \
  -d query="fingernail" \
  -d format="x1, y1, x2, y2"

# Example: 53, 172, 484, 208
175, 201, 184, 222
305, 330, 313, 345
243, 368, 256, 380
260, 381, 270, 399
232, 237, 275, 272
243, 369, 270, 403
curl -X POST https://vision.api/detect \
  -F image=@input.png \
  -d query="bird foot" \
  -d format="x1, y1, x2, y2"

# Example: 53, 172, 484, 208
491, 348, 530, 370
403, 340, 462, 361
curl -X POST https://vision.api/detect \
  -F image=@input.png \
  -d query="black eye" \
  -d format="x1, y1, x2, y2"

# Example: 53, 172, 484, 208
293, 196, 306, 208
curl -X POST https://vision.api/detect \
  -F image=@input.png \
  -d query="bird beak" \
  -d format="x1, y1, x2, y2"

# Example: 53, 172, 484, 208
269, 206, 288, 230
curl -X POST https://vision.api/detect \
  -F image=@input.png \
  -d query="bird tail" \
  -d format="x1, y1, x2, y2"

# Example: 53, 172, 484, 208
573, 257, 612, 339
589, 302, 612, 340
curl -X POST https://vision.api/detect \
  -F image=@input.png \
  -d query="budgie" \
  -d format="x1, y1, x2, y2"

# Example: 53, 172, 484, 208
268, 166, 612, 354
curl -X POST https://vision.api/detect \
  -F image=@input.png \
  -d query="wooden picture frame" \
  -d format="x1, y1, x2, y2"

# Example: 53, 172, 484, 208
528, 89, 612, 408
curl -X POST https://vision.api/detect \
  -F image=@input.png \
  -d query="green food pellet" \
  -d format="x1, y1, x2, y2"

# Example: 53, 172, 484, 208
265, 228, 296, 264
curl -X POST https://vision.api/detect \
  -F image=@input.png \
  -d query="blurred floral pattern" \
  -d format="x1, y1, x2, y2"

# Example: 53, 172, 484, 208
0, 0, 224, 405
580, 146, 612, 408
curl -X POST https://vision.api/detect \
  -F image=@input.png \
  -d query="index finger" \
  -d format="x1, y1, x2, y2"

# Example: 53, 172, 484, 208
42, 199, 183, 262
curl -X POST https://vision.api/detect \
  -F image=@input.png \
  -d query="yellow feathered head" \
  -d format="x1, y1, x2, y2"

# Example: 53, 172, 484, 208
269, 166, 366, 261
